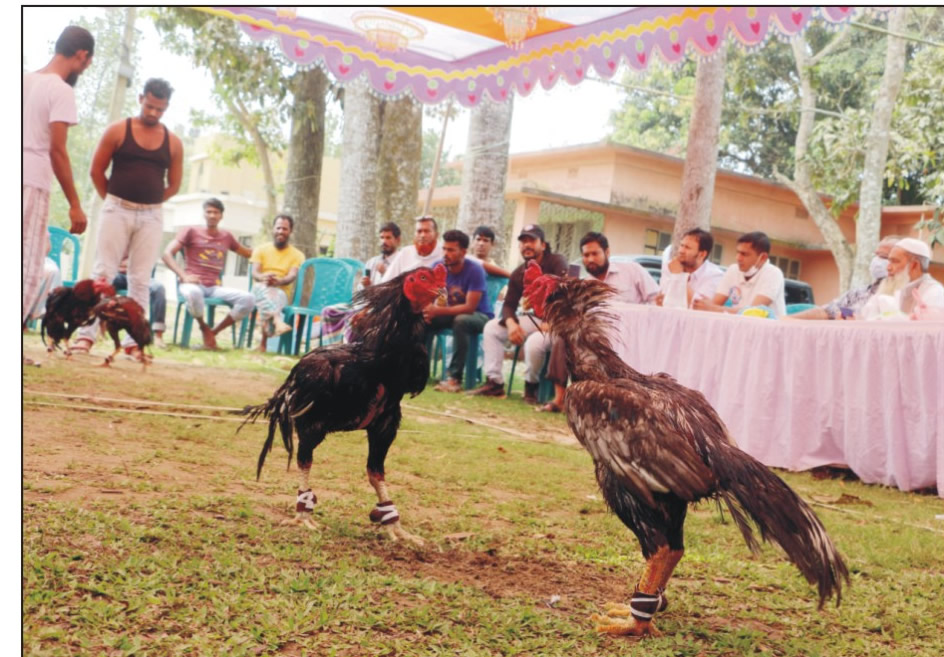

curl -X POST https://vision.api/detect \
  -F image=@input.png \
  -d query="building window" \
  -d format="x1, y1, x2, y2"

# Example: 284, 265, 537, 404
710, 244, 722, 264
234, 236, 253, 276
644, 229, 672, 256
770, 255, 800, 280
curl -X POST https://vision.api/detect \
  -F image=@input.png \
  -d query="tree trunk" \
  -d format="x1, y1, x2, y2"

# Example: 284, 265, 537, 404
674, 49, 727, 252
456, 96, 514, 265
336, 82, 383, 262
377, 96, 422, 234
283, 68, 327, 257
775, 34, 855, 292
851, 8, 907, 288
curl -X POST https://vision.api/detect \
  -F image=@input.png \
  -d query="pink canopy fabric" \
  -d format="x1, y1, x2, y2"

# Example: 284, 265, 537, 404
202, 6, 869, 107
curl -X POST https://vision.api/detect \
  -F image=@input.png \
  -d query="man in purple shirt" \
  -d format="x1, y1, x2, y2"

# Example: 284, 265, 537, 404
424, 229, 494, 392
162, 198, 254, 349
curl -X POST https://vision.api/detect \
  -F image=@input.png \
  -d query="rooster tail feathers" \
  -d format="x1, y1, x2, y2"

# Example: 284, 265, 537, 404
714, 447, 850, 608
241, 389, 296, 480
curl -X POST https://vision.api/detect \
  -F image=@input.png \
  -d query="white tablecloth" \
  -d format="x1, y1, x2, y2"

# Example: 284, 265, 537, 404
606, 303, 944, 496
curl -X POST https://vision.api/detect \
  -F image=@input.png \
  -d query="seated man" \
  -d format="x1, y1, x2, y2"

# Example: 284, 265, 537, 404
112, 255, 168, 348
249, 214, 305, 351
425, 229, 494, 392
361, 221, 401, 287
657, 228, 725, 308
381, 215, 443, 282
470, 224, 569, 400
790, 236, 900, 320
162, 197, 254, 349
539, 231, 658, 412
469, 225, 512, 279
859, 237, 944, 319
694, 231, 786, 317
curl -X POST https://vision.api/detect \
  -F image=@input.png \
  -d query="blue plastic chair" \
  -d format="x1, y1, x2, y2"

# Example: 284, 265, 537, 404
278, 258, 357, 355
47, 226, 80, 287
429, 274, 509, 390
173, 284, 240, 348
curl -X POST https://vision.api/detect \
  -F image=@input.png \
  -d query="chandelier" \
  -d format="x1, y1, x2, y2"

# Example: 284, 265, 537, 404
352, 12, 426, 53
488, 7, 546, 50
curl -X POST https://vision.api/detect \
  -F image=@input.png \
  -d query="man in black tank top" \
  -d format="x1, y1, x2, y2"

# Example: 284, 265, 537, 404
72, 78, 183, 360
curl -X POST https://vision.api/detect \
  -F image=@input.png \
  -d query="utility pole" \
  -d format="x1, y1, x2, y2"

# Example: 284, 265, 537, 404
423, 99, 453, 216
80, 6, 136, 278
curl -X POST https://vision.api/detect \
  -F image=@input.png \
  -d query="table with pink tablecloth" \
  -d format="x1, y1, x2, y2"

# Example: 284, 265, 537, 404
606, 303, 944, 496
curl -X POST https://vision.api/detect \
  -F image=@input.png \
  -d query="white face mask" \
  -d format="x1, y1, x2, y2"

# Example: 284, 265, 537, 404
869, 256, 889, 281
743, 255, 766, 278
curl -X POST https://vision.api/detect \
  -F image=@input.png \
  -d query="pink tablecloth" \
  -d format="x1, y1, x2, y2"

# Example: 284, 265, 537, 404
606, 303, 944, 496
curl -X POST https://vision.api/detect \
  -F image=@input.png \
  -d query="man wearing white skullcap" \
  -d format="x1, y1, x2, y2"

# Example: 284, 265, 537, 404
871, 237, 944, 317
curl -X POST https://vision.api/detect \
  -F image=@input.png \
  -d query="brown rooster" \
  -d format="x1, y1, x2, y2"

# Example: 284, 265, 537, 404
522, 261, 849, 636
242, 265, 446, 544
41, 279, 116, 357
93, 295, 153, 370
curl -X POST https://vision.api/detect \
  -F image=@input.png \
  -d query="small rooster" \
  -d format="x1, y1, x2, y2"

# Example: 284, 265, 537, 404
523, 261, 849, 636
93, 295, 153, 370
41, 279, 116, 357
242, 265, 446, 544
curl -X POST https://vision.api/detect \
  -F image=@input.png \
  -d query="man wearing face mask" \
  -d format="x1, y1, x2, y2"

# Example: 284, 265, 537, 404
788, 236, 901, 320
859, 237, 944, 319
381, 216, 443, 282
694, 231, 786, 317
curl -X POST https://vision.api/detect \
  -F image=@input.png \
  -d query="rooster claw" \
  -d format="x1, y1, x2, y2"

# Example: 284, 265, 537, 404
591, 613, 661, 637
282, 514, 319, 531
384, 521, 425, 546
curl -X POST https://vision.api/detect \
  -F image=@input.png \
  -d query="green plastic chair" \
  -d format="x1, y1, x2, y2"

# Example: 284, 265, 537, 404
278, 258, 357, 355
47, 226, 80, 287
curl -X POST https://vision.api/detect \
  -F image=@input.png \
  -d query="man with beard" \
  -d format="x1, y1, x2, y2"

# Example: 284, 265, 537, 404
657, 228, 724, 308
537, 231, 658, 412
250, 214, 306, 350
361, 222, 401, 287
23, 25, 94, 329
859, 237, 944, 319
470, 224, 569, 399
72, 78, 184, 360
789, 236, 900, 320
425, 230, 493, 392
381, 216, 443, 282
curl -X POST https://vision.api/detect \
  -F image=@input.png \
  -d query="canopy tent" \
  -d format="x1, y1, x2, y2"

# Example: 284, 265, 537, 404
202, 6, 867, 107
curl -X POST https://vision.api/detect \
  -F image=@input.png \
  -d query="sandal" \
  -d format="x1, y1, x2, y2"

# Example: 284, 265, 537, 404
70, 338, 94, 354
535, 401, 563, 413
123, 346, 152, 363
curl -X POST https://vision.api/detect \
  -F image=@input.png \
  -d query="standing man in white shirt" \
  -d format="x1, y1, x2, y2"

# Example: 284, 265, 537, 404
22, 25, 94, 327
694, 231, 786, 317
657, 228, 725, 308
381, 216, 443, 282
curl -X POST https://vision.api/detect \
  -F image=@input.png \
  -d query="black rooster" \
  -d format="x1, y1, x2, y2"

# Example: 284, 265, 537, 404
41, 279, 116, 357
93, 295, 153, 370
522, 261, 849, 636
242, 265, 446, 544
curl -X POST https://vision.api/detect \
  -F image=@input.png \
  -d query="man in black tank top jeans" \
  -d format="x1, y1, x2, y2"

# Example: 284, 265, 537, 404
73, 78, 183, 360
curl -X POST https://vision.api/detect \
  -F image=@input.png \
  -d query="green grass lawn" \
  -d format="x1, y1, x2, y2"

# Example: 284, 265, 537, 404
22, 334, 944, 656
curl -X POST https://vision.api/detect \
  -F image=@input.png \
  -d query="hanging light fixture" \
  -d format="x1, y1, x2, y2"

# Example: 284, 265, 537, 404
488, 7, 546, 50
352, 12, 426, 53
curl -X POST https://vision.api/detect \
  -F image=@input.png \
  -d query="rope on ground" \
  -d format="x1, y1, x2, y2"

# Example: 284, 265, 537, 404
24, 389, 245, 412
24, 400, 246, 423
809, 501, 944, 536
401, 403, 537, 440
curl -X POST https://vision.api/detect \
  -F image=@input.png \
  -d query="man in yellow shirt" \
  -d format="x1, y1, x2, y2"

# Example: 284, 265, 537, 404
250, 214, 306, 351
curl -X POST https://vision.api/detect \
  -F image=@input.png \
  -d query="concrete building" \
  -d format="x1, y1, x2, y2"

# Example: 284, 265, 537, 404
425, 141, 942, 303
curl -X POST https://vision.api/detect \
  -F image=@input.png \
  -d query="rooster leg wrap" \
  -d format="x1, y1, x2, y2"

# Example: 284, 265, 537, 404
282, 467, 318, 530
595, 546, 679, 636
369, 501, 400, 525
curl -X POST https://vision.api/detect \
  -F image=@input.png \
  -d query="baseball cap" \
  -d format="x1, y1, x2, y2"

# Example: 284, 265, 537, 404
517, 224, 545, 241
895, 237, 931, 259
